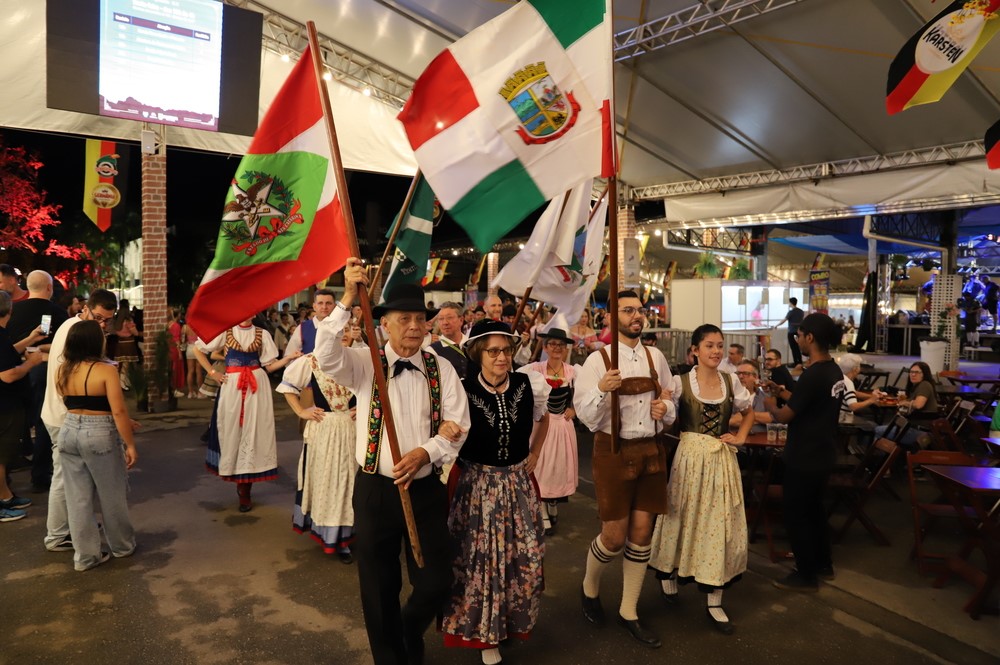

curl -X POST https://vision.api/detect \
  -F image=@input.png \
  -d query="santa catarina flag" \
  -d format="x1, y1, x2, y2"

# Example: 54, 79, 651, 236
398, 0, 613, 253
188, 46, 348, 341
381, 175, 440, 300
887, 1, 1000, 114
986, 117, 1000, 169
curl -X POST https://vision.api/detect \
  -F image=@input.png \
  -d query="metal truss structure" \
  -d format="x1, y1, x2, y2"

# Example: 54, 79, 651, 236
630, 141, 987, 200
614, 0, 807, 61
225, 0, 415, 109
868, 212, 951, 247
662, 228, 753, 255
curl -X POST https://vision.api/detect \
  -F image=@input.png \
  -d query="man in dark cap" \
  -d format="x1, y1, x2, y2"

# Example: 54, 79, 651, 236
314, 258, 470, 665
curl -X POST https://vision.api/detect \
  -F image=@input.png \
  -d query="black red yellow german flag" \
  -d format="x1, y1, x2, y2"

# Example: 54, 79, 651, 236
887, 1, 1000, 115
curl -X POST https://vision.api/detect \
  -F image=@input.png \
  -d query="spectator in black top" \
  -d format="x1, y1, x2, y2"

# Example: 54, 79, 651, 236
773, 297, 805, 367
762, 349, 795, 397
764, 313, 844, 592
0, 290, 48, 521
982, 274, 998, 333
7, 271, 68, 490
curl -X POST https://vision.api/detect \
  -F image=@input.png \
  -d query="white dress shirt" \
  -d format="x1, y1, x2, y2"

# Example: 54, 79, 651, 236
717, 359, 739, 374
574, 340, 676, 439
314, 308, 470, 479
41, 315, 82, 429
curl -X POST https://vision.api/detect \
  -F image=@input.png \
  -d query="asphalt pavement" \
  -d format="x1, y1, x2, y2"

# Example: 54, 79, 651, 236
2, 394, 996, 665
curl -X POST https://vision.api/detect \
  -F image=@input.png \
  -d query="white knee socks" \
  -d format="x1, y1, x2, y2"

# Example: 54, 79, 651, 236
583, 535, 621, 598
619, 541, 652, 621
707, 589, 728, 622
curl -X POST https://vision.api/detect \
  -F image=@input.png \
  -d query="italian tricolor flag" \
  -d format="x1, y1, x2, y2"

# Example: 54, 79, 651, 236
188, 46, 349, 341
398, 0, 613, 253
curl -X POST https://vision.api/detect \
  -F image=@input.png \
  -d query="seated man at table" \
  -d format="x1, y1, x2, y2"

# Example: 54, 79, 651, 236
836, 354, 883, 452
730, 360, 771, 434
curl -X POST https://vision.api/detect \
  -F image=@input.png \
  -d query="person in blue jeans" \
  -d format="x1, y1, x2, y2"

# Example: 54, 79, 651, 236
56, 320, 138, 572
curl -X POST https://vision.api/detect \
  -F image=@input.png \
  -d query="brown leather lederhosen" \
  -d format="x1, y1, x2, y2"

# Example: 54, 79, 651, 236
591, 346, 669, 521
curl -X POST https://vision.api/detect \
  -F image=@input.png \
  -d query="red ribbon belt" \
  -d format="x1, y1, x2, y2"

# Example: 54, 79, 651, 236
226, 365, 259, 426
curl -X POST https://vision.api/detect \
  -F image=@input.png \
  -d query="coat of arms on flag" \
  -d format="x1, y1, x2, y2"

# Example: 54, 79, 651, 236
500, 62, 580, 145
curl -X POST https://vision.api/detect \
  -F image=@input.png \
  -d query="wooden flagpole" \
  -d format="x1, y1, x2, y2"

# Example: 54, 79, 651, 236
368, 169, 422, 301
607, 0, 621, 453
306, 22, 424, 567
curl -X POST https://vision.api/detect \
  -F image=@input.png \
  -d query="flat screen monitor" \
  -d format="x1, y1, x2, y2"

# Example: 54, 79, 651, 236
47, 0, 262, 136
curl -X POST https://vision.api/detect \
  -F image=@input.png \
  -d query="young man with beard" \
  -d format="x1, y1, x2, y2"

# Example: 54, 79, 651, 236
574, 291, 675, 648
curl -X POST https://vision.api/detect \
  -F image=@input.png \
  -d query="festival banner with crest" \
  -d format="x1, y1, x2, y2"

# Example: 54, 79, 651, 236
82, 139, 130, 232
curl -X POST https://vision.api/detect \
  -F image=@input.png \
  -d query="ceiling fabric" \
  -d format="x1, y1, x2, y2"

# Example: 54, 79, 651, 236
1, 2, 416, 175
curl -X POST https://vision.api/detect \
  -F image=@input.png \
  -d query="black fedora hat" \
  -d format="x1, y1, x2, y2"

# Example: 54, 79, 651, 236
539, 327, 572, 344
372, 283, 438, 319
463, 319, 520, 352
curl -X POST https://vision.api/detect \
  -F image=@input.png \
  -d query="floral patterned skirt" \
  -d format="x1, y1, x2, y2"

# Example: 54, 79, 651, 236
442, 458, 544, 649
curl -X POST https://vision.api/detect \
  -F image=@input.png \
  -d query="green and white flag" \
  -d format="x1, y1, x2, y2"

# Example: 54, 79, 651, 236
397, 0, 613, 252
381, 175, 440, 300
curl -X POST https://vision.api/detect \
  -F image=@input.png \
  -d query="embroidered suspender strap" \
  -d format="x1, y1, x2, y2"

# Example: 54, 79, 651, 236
421, 351, 443, 434
363, 350, 443, 474
439, 338, 465, 357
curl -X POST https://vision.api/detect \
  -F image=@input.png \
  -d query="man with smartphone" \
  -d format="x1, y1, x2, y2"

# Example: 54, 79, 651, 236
7, 271, 68, 492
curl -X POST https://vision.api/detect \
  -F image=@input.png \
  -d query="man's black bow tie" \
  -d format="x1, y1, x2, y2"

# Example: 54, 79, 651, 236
393, 360, 420, 377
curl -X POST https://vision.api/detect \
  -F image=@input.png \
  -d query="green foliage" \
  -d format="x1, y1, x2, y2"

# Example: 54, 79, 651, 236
693, 251, 721, 278
152, 327, 172, 396
730, 258, 753, 280
124, 362, 147, 402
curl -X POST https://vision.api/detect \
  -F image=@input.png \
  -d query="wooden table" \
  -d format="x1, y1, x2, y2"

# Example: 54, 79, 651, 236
983, 437, 1000, 458
946, 376, 1000, 388
935, 385, 998, 402
923, 464, 1000, 619
744, 432, 788, 561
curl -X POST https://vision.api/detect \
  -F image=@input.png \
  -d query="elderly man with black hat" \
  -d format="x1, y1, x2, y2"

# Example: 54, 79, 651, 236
313, 258, 470, 665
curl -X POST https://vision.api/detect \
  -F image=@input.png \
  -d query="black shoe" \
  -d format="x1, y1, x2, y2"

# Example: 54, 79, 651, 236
581, 589, 605, 625
706, 607, 734, 635
773, 571, 819, 592
794, 565, 835, 581
238, 502, 252, 513
616, 615, 661, 648
403, 631, 425, 665
337, 551, 354, 564
660, 590, 679, 606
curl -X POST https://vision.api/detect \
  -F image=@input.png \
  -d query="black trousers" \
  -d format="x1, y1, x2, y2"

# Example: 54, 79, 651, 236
28, 362, 52, 487
353, 471, 453, 665
782, 466, 832, 581
787, 332, 803, 366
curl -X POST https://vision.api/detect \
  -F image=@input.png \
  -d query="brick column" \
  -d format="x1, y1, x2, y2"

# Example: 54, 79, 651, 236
141, 152, 169, 402
486, 252, 499, 298
617, 205, 637, 288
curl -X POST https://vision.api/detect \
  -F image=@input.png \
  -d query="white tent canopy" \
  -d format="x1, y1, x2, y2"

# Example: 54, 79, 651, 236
5, 0, 1000, 223
1, 1, 416, 175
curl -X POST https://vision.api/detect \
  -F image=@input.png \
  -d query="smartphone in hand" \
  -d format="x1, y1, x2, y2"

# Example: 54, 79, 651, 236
40, 314, 52, 335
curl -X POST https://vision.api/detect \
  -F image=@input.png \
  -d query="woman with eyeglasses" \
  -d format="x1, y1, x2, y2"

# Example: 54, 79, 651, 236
442, 319, 550, 665
763, 313, 845, 592
649, 324, 755, 635
873, 361, 937, 451
523, 327, 578, 535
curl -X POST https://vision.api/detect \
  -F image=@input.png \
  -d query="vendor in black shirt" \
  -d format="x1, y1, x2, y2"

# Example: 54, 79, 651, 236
763, 313, 844, 592
773, 298, 805, 367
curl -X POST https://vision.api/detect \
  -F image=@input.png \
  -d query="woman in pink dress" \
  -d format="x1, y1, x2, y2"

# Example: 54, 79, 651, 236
523, 327, 578, 535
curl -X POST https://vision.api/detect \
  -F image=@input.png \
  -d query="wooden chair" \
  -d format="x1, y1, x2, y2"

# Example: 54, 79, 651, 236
906, 450, 981, 575
827, 437, 901, 545
881, 413, 911, 444
928, 418, 971, 454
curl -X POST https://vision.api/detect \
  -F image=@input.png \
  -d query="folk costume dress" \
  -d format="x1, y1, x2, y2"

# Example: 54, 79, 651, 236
201, 325, 279, 483
442, 370, 549, 651
525, 360, 577, 501
649, 370, 753, 589
277, 354, 356, 554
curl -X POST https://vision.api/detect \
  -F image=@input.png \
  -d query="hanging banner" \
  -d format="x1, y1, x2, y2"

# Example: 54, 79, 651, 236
887, 1, 1000, 114
433, 259, 449, 284
810, 270, 830, 315
623, 237, 641, 288
83, 139, 129, 232
465, 284, 479, 309
421, 257, 440, 287
986, 117, 1000, 169
470, 254, 487, 286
